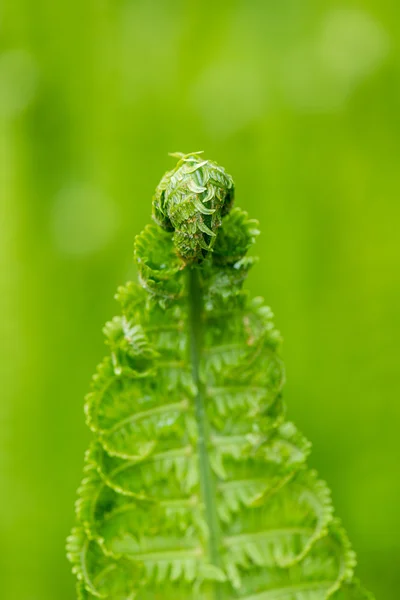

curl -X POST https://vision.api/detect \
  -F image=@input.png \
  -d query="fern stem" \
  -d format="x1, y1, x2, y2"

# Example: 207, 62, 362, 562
187, 266, 222, 598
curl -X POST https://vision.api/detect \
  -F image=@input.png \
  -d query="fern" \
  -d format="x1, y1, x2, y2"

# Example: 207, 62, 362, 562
67, 152, 374, 600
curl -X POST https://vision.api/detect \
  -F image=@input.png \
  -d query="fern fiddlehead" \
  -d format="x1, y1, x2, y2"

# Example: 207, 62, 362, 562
67, 152, 374, 600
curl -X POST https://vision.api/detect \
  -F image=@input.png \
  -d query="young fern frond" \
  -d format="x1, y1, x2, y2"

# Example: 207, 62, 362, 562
67, 152, 374, 600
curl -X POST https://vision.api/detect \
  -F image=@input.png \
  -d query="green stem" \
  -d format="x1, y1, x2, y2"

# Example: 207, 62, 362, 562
187, 266, 222, 598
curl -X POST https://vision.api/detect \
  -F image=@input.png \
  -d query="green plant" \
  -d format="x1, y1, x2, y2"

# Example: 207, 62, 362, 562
67, 152, 373, 600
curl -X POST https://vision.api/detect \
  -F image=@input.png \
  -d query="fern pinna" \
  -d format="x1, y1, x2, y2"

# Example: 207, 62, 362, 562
67, 152, 373, 600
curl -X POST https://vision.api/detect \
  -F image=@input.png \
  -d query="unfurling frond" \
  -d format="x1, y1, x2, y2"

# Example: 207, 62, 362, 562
67, 153, 373, 599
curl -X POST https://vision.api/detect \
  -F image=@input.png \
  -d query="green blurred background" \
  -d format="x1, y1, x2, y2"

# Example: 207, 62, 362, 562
1, 1, 399, 598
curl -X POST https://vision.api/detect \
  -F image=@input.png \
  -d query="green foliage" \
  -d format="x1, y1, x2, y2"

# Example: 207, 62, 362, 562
67, 153, 373, 599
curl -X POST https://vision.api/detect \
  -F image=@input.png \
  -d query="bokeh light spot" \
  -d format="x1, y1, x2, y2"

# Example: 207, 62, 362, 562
51, 184, 119, 256
191, 61, 264, 138
319, 8, 390, 83
281, 9, 390, 113
0, 49, 38, 119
